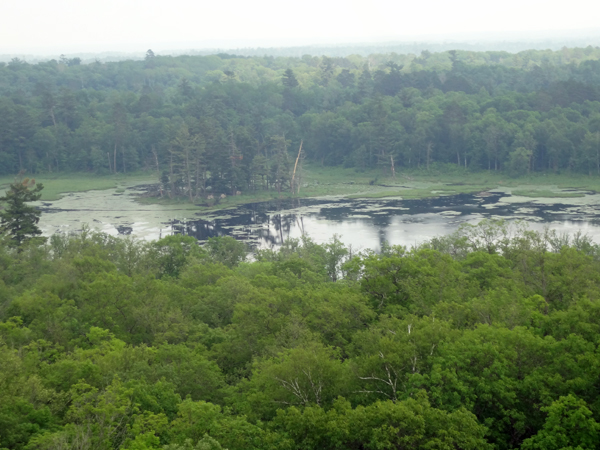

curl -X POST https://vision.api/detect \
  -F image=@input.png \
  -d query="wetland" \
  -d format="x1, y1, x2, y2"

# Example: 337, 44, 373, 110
32, 179, 600, 251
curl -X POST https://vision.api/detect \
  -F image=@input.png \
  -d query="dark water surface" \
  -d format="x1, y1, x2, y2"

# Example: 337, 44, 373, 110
169, 193, 600, 251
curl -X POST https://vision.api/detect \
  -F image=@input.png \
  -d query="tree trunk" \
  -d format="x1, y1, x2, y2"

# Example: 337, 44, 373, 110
152, 146, 159, 175
426, 142, 432, 170
185, 148, 193, 202
596, 132, 599, 175
49, 107, 57, 128
169, 153, 174, 199
291, 141, 303, 195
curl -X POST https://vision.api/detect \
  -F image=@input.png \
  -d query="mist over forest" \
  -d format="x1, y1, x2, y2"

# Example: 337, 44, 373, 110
3, 30, 600, 63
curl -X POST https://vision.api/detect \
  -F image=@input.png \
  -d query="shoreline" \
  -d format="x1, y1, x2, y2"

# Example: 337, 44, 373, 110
4, 166, 600, 216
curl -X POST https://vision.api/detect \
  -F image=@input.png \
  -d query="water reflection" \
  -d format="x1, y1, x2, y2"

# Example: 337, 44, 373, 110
37, 187, 600, 249
165, 193, 600, 250
170, 209, 308, 247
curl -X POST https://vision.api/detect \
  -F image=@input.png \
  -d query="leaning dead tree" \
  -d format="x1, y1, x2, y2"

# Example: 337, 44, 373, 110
291, 140, 303, 195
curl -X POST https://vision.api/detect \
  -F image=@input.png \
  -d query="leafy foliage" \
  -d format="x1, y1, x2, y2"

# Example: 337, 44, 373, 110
2, 222, 600, 448
3, 48, 600, 195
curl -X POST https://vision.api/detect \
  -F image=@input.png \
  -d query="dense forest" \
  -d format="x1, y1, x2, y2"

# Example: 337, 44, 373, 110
4, 47, 600, 448
2, 47, 600, 198
2, 221, 600, 449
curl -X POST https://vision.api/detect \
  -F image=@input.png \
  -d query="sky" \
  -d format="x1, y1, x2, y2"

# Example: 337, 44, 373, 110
1, 0, 600, 54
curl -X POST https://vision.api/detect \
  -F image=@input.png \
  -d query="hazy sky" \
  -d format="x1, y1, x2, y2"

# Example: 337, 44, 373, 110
2, 0, 599, 53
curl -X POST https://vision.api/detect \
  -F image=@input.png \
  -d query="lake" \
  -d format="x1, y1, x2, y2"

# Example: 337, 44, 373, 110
36, 186, 600, 251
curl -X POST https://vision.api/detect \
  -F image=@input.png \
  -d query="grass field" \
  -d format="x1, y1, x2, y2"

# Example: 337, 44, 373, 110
289, 165, 498, 198
301, 165, 600, 200
0, 172, 155, 201
511, 189, 587, 198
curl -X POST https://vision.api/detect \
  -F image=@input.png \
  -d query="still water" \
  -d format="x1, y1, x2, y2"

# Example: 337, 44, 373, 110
37, 187, 600, 251
178, 194, 600, 251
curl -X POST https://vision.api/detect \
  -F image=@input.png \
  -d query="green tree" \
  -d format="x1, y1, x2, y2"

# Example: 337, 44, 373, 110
205, 236, 247, 268
350, 316, 455, 403
282, 69, 299, 88
521, 395, 600, 450
168, 399, 266, 450
152, 235, 206, 278
272, 393, 491, 450
242, 342, 352, 420
0, 177, 44, 246
508, 147, 533, 177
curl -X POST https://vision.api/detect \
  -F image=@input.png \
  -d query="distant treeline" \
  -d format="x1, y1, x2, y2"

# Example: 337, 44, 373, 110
186, 38, 600, 58
2, 46, 600, 196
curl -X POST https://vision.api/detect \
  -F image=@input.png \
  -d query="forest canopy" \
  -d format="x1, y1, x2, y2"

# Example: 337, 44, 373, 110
4, 46, 600, 448
2, 222, 600, 449
2, 46, 600, 199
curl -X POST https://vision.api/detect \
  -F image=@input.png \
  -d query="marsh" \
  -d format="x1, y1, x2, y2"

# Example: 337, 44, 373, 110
36, 186, 600, 250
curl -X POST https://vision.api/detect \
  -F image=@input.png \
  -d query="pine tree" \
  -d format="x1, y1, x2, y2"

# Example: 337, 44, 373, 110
282, 69, 299, 88
0, 177, 44, 246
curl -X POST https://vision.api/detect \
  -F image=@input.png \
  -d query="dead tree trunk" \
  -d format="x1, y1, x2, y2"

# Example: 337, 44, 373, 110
291, 140, 303, 195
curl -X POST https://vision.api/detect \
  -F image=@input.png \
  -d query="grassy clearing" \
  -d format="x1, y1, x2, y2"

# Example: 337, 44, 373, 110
347, 190, 408, 199
301, 165, 600, 201
0, 172, 155, 201
300, 164, 502, 197
346, 188, 456, 199
345, 185, 494, 200
511, 189, 586, 198
301, 164, 496, 200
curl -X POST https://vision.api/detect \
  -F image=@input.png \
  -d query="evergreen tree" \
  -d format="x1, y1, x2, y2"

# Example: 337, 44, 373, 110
282, 68, 299, 88
0, 177, 44, 246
